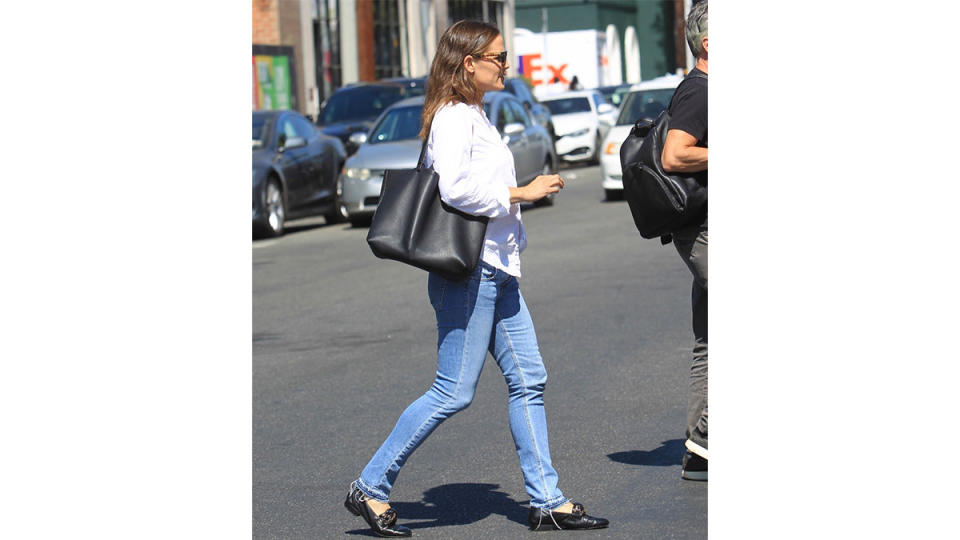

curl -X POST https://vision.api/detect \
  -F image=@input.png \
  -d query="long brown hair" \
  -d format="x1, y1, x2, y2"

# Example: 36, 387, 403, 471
418, 20, 501, 140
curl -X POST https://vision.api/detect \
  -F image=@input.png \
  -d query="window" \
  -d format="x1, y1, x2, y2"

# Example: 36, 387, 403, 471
291, 115, 315, 139
253, 114, 273, 146
496, 100, 517, 131
508, 79, 534, 105
508, 100, 531, 127
368, 105, 423, 143
615, 88, 676, 125
373, 0, 402, 79
591, 93, 608, 110
542, 97, 592, 115
319, 85, 404, 125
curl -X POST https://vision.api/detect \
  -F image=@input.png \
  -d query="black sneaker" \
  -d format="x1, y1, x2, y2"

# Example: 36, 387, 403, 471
685, 431, 708, 460
681, 451, 707, 481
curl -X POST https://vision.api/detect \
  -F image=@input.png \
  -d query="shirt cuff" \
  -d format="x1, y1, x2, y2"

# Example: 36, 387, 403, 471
492, 184, 511, 215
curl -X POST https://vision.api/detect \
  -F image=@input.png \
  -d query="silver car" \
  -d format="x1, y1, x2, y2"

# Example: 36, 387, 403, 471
339, 93, 558, 226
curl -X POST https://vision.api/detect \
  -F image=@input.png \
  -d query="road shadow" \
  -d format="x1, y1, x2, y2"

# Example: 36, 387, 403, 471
607, 438, 685, 466
345, 483, 528, 536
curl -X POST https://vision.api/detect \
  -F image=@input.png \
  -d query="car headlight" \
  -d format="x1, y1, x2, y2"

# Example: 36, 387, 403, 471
604, 142, 622, 155
345, 167, 371, 180
563, 128, 590, 138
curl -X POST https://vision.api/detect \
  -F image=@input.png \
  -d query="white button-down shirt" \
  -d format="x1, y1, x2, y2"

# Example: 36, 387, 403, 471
425, 101, 527, 277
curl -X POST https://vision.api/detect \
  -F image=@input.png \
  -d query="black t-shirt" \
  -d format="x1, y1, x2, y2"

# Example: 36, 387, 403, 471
668, 68, 708, 149
667, 68, 707, 227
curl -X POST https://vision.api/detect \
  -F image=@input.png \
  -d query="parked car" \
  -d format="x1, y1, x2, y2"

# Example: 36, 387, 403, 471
595, 83, 633, 108
379, 76, 427, 97
316, 82, 410, 155
340, 92, 558, 226
253, 110, 346, 237
598, 74, 683, 200
502, 78, 556, 140
539, 90, 616, 164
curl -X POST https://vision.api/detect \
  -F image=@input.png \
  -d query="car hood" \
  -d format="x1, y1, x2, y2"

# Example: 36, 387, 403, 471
345, 138, 423, 170
320, 120, 374, 140
602, 125, 634, 146
551, 112, 598, 136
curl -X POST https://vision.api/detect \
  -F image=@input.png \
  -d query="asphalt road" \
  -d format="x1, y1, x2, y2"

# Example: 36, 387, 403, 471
253, 164, 707, 539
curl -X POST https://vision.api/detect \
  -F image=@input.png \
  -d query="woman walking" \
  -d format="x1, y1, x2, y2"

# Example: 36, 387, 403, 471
344, 20, 609, 537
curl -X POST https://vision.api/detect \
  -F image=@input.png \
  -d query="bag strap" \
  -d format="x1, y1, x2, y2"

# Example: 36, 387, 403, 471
666, 71, 707, 112
416, 135, 429, 170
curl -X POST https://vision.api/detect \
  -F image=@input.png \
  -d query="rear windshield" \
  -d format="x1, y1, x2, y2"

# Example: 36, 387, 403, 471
253, 114, 272, 147
542, 97, 591, 115
319, 86, 404, 125
615, 88, 676, 125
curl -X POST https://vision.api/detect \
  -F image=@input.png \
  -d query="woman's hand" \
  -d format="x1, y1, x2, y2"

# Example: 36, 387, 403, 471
509, 174, 564, 203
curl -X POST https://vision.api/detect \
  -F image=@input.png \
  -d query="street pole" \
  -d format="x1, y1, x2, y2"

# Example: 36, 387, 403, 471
317, 0, 333, 101
541, 7, 547, 83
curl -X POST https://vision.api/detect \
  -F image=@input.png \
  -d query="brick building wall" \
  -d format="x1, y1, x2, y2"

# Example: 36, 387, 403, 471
253, 0, 279, 45
277, 0, 305, 112
254, 0, 307, 113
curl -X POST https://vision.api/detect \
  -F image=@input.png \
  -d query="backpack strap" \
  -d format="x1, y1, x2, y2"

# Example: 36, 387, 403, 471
668, 71, 707, 110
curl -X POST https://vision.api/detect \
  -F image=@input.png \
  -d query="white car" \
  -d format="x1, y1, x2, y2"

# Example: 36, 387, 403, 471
599, 74, 684, 200
539, 90, 617, 164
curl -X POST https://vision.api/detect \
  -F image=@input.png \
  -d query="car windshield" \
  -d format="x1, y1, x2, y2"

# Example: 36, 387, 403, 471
253, 114, 271, 148
616, 88, 676, 125
542, 97, 592, 115
319, 86, 404, 125
368, 105, 423, 143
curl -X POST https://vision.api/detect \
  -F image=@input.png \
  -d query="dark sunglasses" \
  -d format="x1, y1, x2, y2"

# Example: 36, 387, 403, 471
475, 51, 508, 64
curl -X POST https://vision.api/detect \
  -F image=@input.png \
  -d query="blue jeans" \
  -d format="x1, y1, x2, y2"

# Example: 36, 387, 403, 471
355, 262, 568, 510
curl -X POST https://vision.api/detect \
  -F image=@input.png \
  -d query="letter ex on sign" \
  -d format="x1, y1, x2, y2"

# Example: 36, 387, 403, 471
517, 54, 569, 85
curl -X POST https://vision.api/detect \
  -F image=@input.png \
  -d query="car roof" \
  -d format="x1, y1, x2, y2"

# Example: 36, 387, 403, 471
380, 77, 425, 85
333, 81, 405, 93
482, 91, 517, 104
537, 90, 599, 101
624, 73, 685, 91
385, 95, 426, 109
253, 109, 292, 118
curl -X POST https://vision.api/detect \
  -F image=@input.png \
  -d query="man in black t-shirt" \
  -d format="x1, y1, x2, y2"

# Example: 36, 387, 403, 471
662, 0, 708, 482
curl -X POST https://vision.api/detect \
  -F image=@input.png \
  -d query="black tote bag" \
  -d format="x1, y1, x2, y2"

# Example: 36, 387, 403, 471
366, 137, 488, 281
619, 73, 707, 239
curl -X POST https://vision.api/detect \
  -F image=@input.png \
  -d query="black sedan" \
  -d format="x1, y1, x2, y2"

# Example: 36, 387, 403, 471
316, 82, 411, 155
253, 110, 346, 238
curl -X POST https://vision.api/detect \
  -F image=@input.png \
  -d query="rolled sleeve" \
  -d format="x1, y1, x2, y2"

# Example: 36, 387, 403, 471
429, 105, 512, 218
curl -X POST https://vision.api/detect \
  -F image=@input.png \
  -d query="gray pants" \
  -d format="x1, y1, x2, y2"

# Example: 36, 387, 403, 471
672, 224, 707, 445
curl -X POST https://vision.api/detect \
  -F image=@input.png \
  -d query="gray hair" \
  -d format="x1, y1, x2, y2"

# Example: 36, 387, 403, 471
685, 0, 708, 58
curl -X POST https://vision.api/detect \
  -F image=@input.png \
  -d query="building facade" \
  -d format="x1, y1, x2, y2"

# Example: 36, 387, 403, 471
514, 0, 689, 84
254, 0, 691, 117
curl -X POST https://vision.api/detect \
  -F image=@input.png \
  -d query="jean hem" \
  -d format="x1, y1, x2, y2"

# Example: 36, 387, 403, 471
354, 477, 389, 503
530, 495, 569, 510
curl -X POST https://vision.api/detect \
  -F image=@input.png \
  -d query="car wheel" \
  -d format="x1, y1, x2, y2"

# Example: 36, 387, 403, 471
535, 161, 554, 207
590, 132, 603, 164
264, 178, 286, 237
324, 183, 345, 225
604, 188, 622, 201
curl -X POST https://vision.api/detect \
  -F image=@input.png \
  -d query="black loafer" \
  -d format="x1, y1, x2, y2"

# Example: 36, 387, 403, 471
528, 502, 609, 531
343, 482, 412, 537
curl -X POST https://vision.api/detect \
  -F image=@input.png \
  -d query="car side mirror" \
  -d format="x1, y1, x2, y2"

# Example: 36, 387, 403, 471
503, 123, 525, 135
279, 136, 307, 152
348, 132, 368, 146
501, 122, 525, 144
597, 103, 614, 114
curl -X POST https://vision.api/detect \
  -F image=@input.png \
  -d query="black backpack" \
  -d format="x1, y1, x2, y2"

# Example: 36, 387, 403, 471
619, 73, 707, 240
